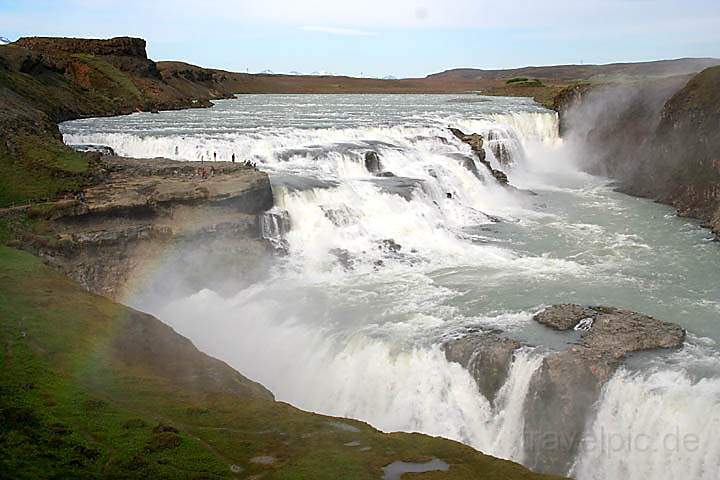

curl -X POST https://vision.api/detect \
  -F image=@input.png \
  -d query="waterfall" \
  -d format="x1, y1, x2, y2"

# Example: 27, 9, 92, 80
151, 280, 546, 463
572, 367, 720, 480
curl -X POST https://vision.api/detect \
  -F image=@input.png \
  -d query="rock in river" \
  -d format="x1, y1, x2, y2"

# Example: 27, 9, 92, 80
523, 304, 685, 475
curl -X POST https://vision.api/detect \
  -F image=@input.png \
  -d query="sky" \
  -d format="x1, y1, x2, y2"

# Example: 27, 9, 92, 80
1, 0, 719, 78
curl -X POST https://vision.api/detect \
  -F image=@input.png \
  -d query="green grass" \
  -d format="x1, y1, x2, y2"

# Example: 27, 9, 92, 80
0, 133, 89, 207
0, 245, 566, 479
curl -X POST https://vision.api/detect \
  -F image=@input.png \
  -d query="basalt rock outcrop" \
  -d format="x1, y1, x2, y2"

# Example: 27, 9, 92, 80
523, 304, 685, 475
14, 36, 161, 79
26, 156, 274, 300
449, 128, 509, 184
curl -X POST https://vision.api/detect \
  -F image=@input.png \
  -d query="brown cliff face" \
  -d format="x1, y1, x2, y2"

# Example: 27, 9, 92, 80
15, 36, 161, 79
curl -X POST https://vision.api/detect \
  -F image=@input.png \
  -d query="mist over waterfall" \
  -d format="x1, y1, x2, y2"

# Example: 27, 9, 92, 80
61, 94, 720, 479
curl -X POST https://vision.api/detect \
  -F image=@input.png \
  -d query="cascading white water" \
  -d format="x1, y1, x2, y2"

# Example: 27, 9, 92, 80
572, 366, 720, 480
60, 94, 720, 479
155, 279, 545, 462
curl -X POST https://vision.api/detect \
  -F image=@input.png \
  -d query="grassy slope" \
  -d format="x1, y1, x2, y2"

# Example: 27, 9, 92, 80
0, 246, 564, 480
0, 134, 89, 207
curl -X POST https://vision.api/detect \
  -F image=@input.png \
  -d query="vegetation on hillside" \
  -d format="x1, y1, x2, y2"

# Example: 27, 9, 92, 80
506, 78, 545, 87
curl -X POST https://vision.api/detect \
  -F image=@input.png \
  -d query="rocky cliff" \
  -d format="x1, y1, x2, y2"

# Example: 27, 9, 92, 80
557, 67, 720, 235
1, 154, 276, 301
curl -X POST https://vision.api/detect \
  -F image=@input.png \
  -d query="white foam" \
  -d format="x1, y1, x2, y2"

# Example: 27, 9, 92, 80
573, 368, 720, 480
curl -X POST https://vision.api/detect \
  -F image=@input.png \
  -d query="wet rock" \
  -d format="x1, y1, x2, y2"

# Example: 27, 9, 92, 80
443, 330, 521, 403
376, 171, 396, 177
366, 176, 424, 201
321, 205, 356, 227
34, 156, 274, 299
364, 151, 382, 173
380, 238, 402, 253
524, 305, 685, 475
69, 144, 116, 156
449, 128, 509, 185
330, 248, 354, 270
535, 304, 685, 357
449, 128, 484, 154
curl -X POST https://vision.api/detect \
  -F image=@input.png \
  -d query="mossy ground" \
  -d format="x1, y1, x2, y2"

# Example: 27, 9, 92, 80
0, 246, 565, 480
0, 133, 90, 207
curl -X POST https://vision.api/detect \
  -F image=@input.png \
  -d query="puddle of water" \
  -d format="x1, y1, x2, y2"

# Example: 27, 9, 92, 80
382, 458, 449, 480
250, 456, 275, 465
326, 421, 361, 433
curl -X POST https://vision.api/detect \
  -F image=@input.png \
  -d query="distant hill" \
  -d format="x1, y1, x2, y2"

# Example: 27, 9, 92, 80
427, 58, 720, 82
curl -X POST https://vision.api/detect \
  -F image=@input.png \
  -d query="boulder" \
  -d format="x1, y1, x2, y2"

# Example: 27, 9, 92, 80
380, 238, 402, 253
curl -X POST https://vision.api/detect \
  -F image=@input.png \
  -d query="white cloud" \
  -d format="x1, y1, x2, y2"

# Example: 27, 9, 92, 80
301, 26, 376, 36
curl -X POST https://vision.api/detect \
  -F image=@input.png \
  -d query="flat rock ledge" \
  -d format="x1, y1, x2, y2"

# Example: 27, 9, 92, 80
33, 156, 275, 299
524, 304, 685, 475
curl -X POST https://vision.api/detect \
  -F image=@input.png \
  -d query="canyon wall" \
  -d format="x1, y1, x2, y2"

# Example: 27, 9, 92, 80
558, 67, 720, 234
